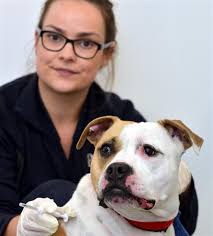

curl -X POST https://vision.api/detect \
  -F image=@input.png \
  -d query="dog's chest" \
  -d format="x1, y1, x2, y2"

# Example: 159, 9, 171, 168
63, 175, 174, 236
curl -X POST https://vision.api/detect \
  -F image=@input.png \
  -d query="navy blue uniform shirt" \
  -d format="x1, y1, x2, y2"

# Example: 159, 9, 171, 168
0, 73, 197, 235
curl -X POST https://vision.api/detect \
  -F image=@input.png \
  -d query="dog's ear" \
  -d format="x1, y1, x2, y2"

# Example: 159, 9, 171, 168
158, 119, 203, 153
76, 116, 120, 150
178, 160, 192, 194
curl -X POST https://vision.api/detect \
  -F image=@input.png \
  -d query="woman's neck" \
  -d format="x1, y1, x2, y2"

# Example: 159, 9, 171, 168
38, 79, 89, 125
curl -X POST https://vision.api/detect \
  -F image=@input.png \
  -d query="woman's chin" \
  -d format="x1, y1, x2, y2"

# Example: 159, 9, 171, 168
39, 78, 86, 95
49, 84, 87, 95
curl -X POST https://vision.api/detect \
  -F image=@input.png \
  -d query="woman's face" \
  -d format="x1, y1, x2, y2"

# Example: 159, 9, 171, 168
35, 0, 112, 94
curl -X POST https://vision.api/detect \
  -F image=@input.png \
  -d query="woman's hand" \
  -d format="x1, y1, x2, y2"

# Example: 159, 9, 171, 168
17, 198, 59, 236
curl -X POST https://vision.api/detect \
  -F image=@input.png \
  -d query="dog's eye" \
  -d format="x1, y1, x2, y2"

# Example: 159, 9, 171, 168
144, 144, 158, 157
100, 143, 113, 158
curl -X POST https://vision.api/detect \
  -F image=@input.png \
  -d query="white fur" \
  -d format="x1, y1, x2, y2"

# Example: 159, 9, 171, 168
63, 174, 173, 236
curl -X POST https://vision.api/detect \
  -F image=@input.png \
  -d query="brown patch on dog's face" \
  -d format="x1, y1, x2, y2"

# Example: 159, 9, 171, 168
90, 120, 134, 192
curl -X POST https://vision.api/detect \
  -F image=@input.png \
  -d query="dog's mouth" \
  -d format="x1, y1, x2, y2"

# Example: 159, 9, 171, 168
100, 185, 156, 211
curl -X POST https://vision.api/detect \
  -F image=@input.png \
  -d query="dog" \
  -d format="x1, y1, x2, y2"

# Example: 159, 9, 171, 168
53, 116, 203, 236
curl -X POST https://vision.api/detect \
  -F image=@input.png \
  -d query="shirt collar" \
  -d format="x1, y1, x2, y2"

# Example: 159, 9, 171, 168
14, 73, 107, 136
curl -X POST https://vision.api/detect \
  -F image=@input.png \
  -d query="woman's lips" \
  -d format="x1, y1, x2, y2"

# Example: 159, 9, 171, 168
53, 67, 79, 77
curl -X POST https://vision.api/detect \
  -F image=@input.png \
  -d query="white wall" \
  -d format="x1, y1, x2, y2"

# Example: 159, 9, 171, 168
0, 0, 212, 235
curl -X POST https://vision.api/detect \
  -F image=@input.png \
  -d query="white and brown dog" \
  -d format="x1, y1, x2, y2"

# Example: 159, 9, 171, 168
54, 116, 203, 236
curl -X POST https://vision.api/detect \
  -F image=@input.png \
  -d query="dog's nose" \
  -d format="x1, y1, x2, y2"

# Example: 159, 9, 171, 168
105, 162, 133, 183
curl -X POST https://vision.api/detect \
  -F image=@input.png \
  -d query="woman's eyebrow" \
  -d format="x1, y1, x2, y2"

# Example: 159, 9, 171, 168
43, 25, 65, 34
43, 25, 101, 39
75, 32, 101, 38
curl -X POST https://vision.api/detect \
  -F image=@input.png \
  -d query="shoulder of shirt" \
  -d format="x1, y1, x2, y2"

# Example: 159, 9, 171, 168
89, 82, 146, 122
89, 82, 130, 109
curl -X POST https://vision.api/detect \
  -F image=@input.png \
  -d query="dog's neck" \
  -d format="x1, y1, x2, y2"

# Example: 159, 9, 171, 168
125, 218, 175, 232
99, 199, 175, 232
98, 191, 177, 233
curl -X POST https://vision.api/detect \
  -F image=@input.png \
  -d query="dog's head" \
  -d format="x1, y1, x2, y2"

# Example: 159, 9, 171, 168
77, 116, 203, 222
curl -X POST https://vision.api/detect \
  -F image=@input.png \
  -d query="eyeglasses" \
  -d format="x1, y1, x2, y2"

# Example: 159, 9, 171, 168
36, 28, 113, 59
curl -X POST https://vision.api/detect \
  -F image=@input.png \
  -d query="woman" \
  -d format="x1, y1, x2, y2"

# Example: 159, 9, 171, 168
0, 0, 197, 235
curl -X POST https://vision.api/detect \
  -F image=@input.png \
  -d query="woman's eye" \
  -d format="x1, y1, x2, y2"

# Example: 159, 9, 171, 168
47, 33, 62, 42
144, 145, 157, 157
100, 144, 113, 158
78, 39, 95, 48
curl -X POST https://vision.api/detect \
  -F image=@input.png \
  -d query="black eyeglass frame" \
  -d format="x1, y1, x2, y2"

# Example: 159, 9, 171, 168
36, 28, 113, 59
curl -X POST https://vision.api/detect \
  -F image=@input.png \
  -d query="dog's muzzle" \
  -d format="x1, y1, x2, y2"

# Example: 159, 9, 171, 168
99, 162, 133, 208
99, 162, 156, 210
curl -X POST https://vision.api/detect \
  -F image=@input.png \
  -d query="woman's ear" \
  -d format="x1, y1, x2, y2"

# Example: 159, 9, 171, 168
34, 30, 40, 53
101, 41, 116, 68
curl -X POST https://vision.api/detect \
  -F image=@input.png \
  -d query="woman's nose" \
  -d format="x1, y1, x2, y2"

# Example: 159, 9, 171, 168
58, 42, 77, 61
